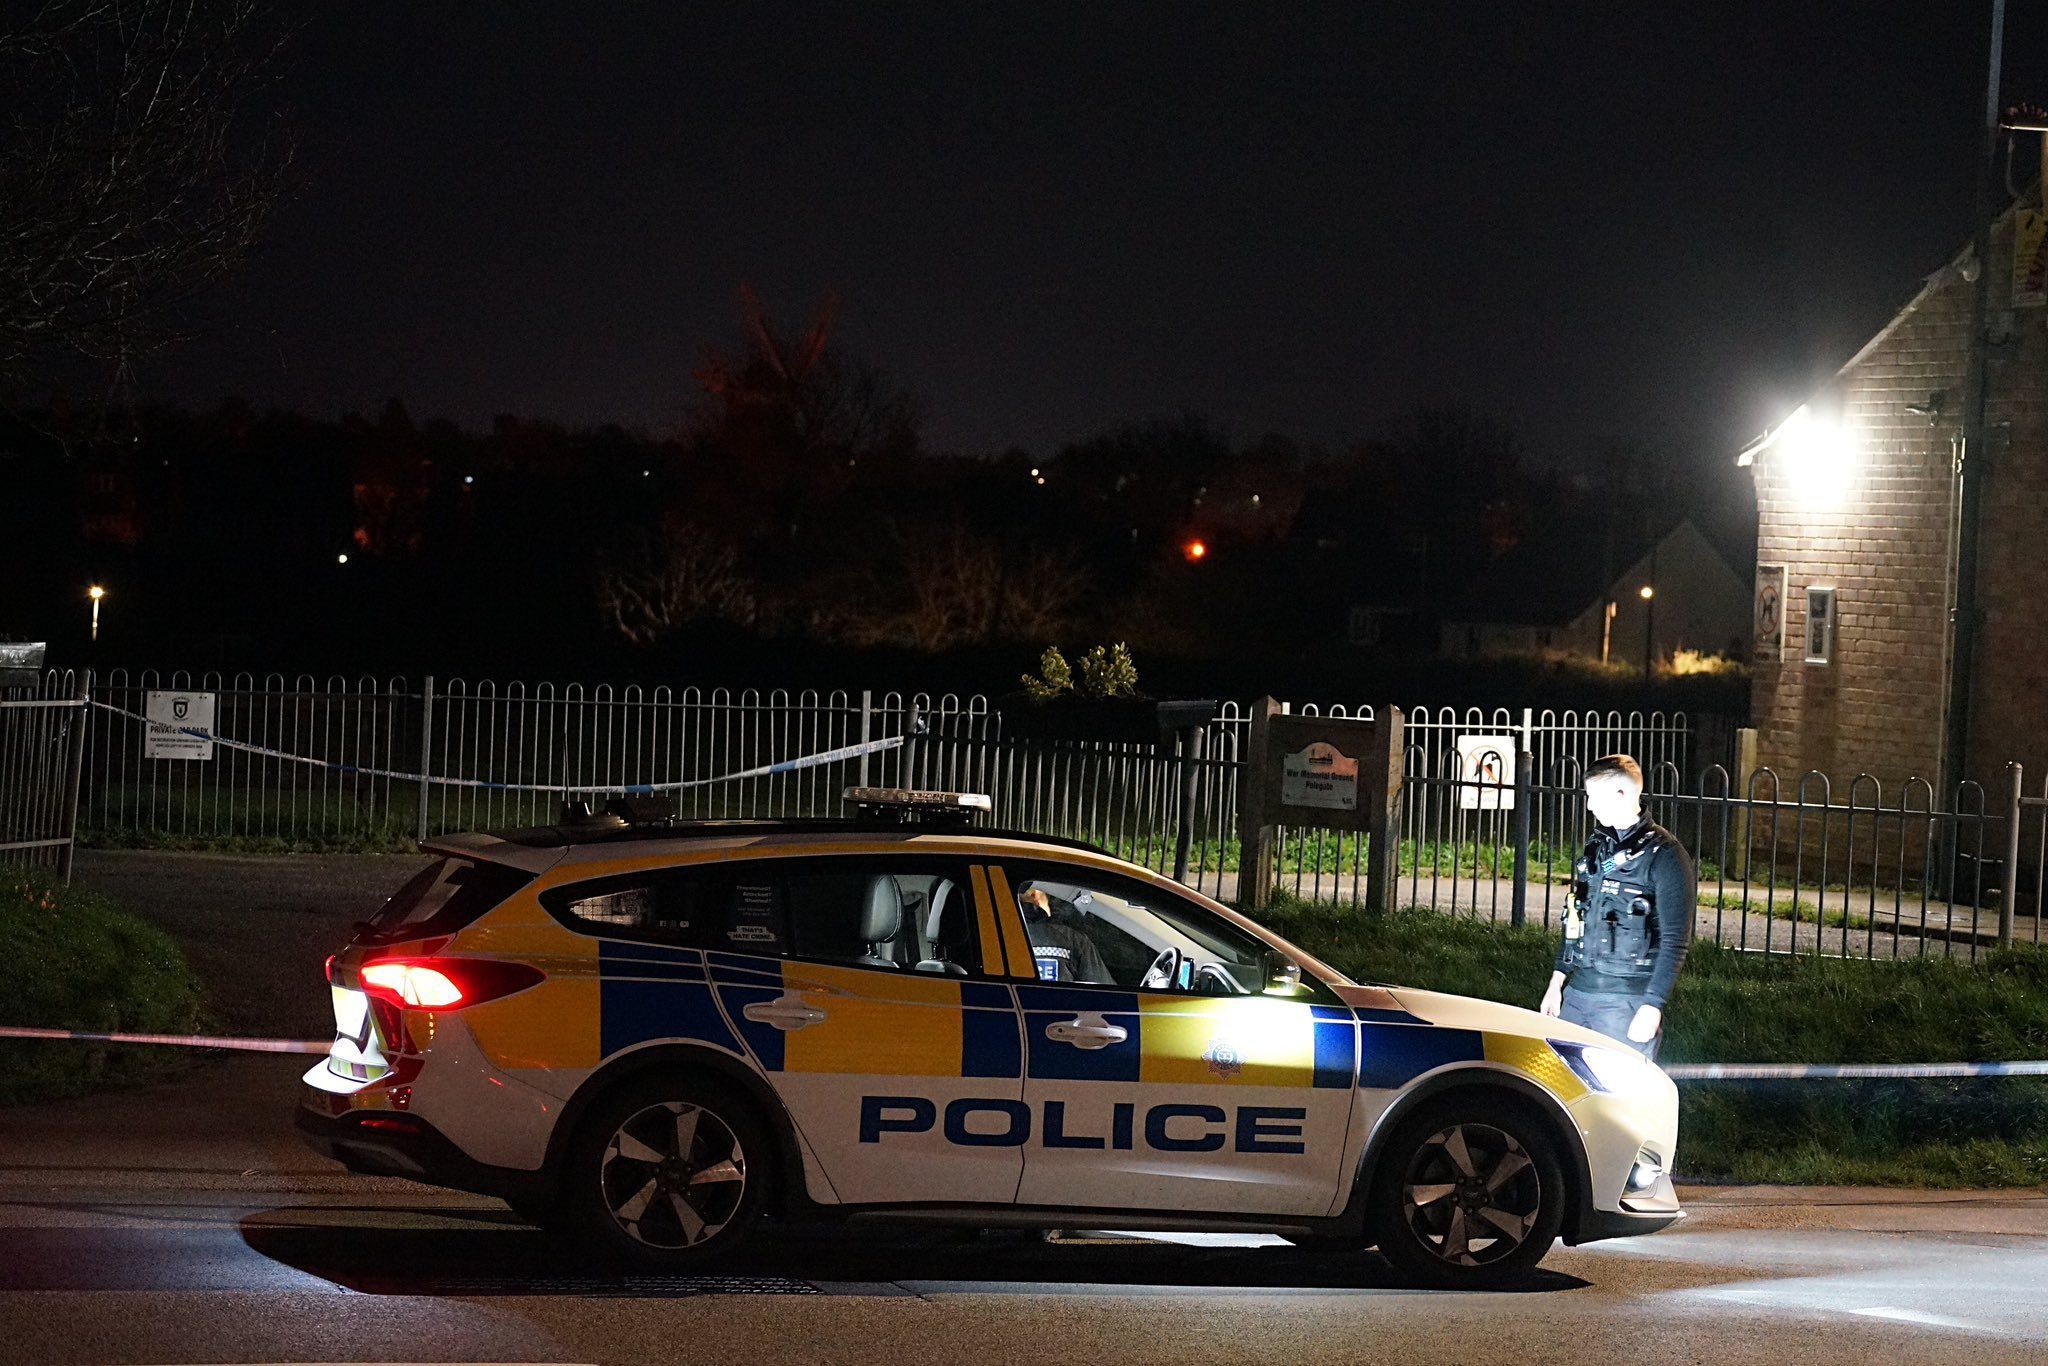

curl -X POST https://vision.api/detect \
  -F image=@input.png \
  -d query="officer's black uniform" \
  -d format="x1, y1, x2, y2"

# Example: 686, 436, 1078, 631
1557, 816, 1694, 1057
1025, 915, 1111, 983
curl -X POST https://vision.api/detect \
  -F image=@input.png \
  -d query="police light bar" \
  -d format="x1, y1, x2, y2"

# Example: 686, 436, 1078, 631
844, 787, 993, 824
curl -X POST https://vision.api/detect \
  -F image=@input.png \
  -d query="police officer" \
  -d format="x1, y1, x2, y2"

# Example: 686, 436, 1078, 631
1538, 754, 1692, 1058
1019, 885, 1111, 983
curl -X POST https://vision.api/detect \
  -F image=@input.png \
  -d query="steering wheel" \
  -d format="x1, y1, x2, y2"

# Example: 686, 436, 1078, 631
1140, 945, 1183, 991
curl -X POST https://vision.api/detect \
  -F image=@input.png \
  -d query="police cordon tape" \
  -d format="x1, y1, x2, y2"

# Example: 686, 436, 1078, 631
5, 1023, 2047, 1079
90, 699, 906, 795
1663, 1060, 2048, 1080
0, 1026, 326, 1054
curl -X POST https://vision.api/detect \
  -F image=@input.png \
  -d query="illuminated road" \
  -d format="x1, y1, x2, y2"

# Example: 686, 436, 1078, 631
3, 1056, 2046, 1365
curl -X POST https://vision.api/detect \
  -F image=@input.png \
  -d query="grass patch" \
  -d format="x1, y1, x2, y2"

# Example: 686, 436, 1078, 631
0, 869, 211, 1104
1248, 893, 2048, 1186
81, 824, 418, 855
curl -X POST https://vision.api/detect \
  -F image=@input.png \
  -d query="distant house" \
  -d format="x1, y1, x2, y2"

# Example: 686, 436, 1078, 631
1438, 520, 1748, 668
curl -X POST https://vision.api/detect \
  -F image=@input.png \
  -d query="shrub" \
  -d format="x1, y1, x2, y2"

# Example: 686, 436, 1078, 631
0, 870, 209, 1103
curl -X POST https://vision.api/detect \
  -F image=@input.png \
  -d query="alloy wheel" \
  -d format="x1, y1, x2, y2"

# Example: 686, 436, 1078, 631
599, 1100, 748, 1250
1399, 1121, 1542, 1267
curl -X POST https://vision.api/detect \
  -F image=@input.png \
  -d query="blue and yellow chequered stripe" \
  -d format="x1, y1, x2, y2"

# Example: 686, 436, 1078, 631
593, 948, 1585, 1104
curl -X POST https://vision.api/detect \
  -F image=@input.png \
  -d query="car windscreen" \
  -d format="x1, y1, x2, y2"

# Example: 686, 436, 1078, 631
355, 857, 534, 944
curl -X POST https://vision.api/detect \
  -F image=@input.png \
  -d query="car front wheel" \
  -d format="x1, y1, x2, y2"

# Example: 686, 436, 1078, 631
561, 1076, 769, 1269
1369, 1094, 1567, 1289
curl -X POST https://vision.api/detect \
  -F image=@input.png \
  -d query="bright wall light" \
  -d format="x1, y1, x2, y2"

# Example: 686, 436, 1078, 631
1773, 404, 1858, 506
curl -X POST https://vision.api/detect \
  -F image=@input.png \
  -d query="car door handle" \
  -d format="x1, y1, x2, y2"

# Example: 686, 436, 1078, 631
744, 996, 828, 1031
1045, 1013, 1128, 1050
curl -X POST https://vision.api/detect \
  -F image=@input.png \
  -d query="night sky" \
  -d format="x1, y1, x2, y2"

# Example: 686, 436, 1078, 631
149, 2, 2039, 466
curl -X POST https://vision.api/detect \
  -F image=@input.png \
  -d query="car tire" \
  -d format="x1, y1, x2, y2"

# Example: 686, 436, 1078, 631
1368, 1093, 1567, 1290
559, 1074, 771, 1270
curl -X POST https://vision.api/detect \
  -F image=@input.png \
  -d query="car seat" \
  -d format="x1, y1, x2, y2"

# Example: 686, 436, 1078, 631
857, 876, 905, 968
915, 881, 971, 976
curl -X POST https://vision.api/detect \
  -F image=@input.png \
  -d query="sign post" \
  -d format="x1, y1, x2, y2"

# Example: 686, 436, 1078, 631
1238, 699, 1404, 911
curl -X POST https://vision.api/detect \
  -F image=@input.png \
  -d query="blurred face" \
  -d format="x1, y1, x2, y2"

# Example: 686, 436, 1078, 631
1021, 887, 1051, 917
1584, 772, 1643, 830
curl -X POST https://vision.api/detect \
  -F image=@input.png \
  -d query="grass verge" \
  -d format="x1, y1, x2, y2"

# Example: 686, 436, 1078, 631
1250, 893, 2048, 1187
0, 869, 211, 1104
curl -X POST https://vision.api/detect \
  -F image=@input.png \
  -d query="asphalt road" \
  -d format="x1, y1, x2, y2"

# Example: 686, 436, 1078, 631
18, 850, 2046, 1363
2, 1052, 2046, 1365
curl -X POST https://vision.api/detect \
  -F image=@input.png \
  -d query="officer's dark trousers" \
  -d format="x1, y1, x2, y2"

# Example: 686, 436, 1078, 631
1560, 987, 1661, 1060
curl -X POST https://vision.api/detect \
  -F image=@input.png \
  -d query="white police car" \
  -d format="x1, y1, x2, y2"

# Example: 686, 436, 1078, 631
298, 790, 1681, 1288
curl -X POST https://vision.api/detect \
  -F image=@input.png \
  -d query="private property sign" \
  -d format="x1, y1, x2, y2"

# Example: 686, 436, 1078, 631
144, 690, 216, 760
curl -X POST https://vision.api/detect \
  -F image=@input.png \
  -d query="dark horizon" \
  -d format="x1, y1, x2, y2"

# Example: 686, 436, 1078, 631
129, 2, 2040, 469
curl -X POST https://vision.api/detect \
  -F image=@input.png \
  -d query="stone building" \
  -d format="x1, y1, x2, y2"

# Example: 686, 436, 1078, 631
1742, 197, 2048, 804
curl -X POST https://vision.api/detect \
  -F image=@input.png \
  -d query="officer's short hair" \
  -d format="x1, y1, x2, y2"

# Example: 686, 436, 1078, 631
1583, 754, 1644, 788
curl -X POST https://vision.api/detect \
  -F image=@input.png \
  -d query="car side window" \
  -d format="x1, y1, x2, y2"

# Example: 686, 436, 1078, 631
540, 865, 730, 948
1007, 863, 1320, 999
732, 858, 986, 977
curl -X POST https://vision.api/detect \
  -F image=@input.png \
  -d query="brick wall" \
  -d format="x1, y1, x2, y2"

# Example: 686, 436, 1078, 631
1752, 206, 2048, 819
1750, 249, 1965, 799
1971, 231, 2048, 806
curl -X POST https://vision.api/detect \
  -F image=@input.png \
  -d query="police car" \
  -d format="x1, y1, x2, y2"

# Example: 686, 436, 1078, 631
297, 789, 1681, 1288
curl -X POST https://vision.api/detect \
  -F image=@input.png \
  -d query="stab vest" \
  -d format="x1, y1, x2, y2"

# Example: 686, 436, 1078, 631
1559, 818, 1675, 991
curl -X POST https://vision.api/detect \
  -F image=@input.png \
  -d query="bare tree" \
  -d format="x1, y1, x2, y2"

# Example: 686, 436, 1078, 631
821, 525, 1087, 652
595, 524, 761, 646
0, 0, 291, 397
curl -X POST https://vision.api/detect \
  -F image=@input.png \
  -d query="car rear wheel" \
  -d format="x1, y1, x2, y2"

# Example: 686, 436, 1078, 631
561, 1075, 770, 1269
1369, 1094, 1566, 1289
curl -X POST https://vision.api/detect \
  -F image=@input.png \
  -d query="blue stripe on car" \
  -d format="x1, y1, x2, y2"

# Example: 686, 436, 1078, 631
1016, 985, 1141, 1083
961, 982, 1022, 1079
1357, 1024, 1486, 1089
600, 979, 740, 1057
1312, 1016, 1356, 1088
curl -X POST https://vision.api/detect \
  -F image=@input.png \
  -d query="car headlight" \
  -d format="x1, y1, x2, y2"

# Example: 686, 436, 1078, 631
1550, 1039, 1655, 1094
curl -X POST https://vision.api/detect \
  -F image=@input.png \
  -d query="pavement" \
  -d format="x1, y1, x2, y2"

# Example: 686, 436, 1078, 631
6, 848, 2040, 1362
72, 848, 430, 1035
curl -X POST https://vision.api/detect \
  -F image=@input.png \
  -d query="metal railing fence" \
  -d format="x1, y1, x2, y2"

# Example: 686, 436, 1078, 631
55, 670, 1694, 889
1392, 751, 2039, 961
17, 665, 2042, 960
0, 670, 88, 879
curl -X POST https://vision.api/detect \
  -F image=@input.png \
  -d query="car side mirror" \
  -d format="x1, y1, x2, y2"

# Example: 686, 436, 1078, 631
1265, 957, 1303, 996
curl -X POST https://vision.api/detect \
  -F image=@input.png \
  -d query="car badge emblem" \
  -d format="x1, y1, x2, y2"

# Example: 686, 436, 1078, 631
1203, 1040, 1244, 1080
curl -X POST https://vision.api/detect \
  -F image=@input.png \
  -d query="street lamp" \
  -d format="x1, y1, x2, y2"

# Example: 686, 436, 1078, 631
87, 584, 105, 642
1639, 582, 1656, 682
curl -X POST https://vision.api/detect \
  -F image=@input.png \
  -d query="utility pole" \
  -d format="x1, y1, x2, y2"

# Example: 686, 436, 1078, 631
1944, 0, 2006, 802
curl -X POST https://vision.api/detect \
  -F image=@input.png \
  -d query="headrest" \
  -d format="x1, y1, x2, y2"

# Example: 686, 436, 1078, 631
925, 881, 970, 948
860, 876, 903, 943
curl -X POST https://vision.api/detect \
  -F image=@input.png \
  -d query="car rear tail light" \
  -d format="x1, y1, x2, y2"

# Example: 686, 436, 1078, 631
324, 954, 335, 984
357, 957, 544, 1011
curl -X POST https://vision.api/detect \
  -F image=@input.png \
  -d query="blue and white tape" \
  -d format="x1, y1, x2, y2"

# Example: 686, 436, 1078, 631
0, 1025, 326, 1054
1665, 1060, 2048, 1081
91, 699, 904, 795
7, 1018, 2046, 1082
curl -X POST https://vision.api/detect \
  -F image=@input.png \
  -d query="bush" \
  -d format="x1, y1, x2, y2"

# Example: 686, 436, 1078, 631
0, 869, 210, 1103
1250, 894, 2048, 1186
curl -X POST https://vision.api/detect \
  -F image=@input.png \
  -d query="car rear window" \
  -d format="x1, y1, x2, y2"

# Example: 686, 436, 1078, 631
358, 857, 534, 943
